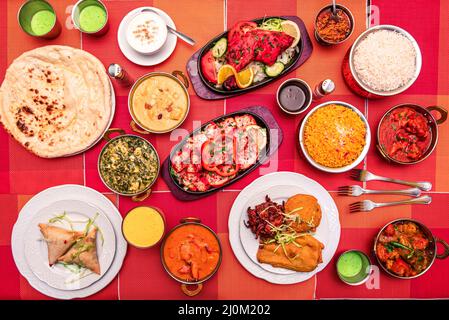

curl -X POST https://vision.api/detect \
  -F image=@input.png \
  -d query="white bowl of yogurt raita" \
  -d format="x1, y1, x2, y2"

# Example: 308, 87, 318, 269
126, 11, 168, 55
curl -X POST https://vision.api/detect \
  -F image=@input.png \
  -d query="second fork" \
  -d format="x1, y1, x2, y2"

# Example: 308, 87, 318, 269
349, 195, 432, 213
338, 185, 421, 197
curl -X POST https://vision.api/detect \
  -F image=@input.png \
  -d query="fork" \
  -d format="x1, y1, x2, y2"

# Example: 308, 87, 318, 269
350, 169, 432, 191
338, 185, 421, 197
349, 195, 432, 213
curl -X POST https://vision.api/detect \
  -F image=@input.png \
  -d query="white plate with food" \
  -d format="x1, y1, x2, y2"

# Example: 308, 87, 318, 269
117, 7, 177, 66
0, 45, 115, 158
12, 185, 127, 299
229, 171, 340, 284
24, 200, 116, 291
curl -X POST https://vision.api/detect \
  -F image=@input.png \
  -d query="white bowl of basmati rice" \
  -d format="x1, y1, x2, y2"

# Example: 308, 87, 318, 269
345, 25, 421, 97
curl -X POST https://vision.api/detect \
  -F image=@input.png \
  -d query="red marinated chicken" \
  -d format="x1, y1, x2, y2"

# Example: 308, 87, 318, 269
226, 21, 294, 71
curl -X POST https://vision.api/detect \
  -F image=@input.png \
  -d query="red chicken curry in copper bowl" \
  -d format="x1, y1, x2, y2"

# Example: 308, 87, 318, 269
374, 219, 449, 279
161, 218, 222, 296
377, 104, 447, 165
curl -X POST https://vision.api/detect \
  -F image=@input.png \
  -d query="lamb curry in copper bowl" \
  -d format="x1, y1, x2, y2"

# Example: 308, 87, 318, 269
374, 219, 449, 279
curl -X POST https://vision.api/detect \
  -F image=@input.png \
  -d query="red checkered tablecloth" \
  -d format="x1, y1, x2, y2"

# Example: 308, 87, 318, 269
1, 0, 448, 300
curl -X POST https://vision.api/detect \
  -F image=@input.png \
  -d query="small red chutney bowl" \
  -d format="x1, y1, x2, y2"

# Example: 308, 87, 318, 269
377, 104, 447, 165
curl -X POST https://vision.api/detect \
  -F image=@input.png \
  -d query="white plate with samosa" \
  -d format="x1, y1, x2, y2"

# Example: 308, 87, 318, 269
24, 199, 116, 290
12, 185, 127, 299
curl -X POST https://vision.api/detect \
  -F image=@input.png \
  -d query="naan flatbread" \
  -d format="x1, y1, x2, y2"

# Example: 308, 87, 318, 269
0, 45, 112, 157
58, 227, 101, 274
39, 223, 84, 266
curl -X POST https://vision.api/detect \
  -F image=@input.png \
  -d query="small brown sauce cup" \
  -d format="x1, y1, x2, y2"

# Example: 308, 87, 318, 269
277, 78, 312, 115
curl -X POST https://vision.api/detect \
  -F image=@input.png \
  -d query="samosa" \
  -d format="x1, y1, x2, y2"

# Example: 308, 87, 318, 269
58, 227, 101, 274
39, 223, 83, 266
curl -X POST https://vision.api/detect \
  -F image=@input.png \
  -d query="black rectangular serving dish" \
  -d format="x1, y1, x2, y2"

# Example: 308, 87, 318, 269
197, 16, 303, 95
168, 110, 271, 195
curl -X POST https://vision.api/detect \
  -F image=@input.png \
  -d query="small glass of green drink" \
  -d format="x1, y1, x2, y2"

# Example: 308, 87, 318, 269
18, 0, 61, 39
71, 0, 109, 36
336, 250, 372, 286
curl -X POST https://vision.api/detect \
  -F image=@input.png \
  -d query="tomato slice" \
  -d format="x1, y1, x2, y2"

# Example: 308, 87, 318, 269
200, 50, 217, 84
201, 140, 219, 171
205, 171, 230, 187
385, 224, 395, 236
228, 21, 257, 44
201, 134, 235, 170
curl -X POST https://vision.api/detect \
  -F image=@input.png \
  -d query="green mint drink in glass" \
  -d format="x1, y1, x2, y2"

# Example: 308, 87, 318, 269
336, 250, 372, 285
79, 5, 107, 32
18, 0, 61, 39
30, 10, 55, 36
337, 251, 363, 278
72, 0, 109, 36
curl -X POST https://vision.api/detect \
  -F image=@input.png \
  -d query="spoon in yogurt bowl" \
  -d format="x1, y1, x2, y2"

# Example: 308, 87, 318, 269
140, 8, 196, 46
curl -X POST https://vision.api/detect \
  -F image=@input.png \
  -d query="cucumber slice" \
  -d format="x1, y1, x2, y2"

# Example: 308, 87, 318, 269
265, 62, 285, 77
211, 38, 227, 58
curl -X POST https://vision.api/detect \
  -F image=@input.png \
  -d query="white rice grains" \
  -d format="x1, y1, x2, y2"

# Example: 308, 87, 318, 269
353, 29, 417, 92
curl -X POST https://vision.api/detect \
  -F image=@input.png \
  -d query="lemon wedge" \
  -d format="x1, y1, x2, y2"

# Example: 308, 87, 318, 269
281, 20, 301, 47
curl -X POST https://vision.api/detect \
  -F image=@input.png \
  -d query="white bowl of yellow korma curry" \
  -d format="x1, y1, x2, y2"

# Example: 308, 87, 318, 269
299, 101, 370, 173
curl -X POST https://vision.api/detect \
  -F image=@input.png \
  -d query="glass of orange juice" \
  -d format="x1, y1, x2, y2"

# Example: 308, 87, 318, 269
122, 206, 166, 248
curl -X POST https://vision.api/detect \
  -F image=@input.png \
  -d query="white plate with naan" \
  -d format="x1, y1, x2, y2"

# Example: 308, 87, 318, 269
229, 172, 341, 284
24, 199, 116, 291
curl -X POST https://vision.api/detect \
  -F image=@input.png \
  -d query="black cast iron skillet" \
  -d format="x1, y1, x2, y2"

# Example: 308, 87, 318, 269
198, 16, 303, 95
169, 110, 270, 195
